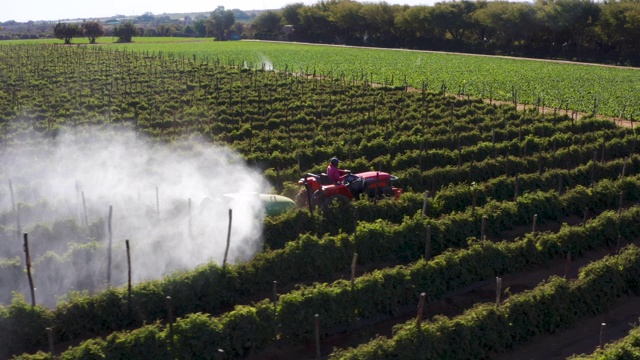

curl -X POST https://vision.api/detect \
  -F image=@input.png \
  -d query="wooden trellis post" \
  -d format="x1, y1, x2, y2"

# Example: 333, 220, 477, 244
481, 216, 487, 241
188, 198, 192, 239
166, 296, 175, 353
314, 314, 321, 359
416, 292, 427, 327
272, 281, 278, 311
16, 203, 21, 242
47, 327, 54, 355
222, 209, 233, 269
564, 251, 572, 278
9, 179, 15, 213
107, 205, 113, 288
350, 253, 358, 289
81, 191, 88, 228
558, 173, 563, 195
619, 191, 624, 215
421, 191, 430, 217
425, 225, 432, 260
126, 239, 132, 314
23, 233, 36, 307
591, 151, 597, 186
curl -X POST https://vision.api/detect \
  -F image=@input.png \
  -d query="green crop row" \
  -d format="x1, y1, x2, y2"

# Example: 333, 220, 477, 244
0, 118, 631, 262
331, 243, 640, 359
285, 120, 633, 202
1, 44, 639, 359
277, 206, 640, 345
264, 153, 640, 249
94, 40, 640, 118
264, 124, 635, 196
2, 120, 632, 309
1, 124, 633, 259
0, 45, 633, 182
3, 40, 632, 118
378, 129, 637, 193
15, 203, 640, 359
258, 116, 629, 187
2, 171, 639, 359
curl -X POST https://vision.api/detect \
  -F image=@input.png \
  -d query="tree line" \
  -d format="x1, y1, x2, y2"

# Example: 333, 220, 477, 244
51, 6, 241, 43
46, 0, 640, 66
53, 21, 136, 44
249, 0, 640, 66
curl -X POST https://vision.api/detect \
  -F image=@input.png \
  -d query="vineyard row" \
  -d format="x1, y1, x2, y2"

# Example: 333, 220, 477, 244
13, 205, 640, 359
2, 171, 639, 358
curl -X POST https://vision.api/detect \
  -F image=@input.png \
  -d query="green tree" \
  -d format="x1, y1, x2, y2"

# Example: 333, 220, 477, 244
157, 24, 171, 36
597, 1, 640, 58
472, 2, 537, 49
551, 0, 601, 53
231, 9, 251, 21
206, 6, 235, 40
53, 22, 81, 44
281, 3, 306, 41
252, 10, 283, 38
360, 2, 406, 46
113, 21, 137, 43
282, 3, 304, 26
327, 0, 366, 44
137, 12, 155, 23
193, 19, 207, 37
230, 22, 247, 38
429, 0, 479, 41
297, 3, 334, 43
394, 5, 434, 47
81, 21, 104, 44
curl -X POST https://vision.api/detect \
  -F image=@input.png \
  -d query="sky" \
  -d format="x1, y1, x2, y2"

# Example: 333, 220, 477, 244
1, 0, 438, 23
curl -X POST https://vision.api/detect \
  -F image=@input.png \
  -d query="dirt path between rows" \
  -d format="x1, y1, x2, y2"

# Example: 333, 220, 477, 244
247, 212, 640, 360
501, 100, 636, 129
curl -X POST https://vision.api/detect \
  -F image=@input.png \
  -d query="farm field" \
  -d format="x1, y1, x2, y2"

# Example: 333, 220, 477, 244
0, 43, 640, 359
4, 38, 640, 120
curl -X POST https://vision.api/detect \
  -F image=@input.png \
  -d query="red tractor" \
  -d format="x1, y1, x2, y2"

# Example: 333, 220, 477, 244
296, 170, 403, 210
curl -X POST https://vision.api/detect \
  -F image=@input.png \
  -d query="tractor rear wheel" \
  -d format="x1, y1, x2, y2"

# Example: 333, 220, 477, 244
310, 190, 324, 209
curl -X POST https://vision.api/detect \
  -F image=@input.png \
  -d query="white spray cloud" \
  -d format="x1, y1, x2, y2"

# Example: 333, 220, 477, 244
0, 127, 267, 307
258, 52, 274, 71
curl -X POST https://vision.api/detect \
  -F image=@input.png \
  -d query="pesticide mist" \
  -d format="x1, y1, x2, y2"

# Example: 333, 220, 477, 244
0, 128, 268, 308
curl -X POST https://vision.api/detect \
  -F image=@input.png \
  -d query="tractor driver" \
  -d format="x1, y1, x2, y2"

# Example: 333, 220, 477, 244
327, 157, 350, 184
